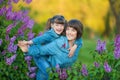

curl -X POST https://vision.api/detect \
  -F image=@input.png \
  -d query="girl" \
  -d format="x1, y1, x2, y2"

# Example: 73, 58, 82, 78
18, 19, 83, 80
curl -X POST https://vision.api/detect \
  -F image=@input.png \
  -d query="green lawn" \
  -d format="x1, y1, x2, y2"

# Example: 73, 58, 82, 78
77, 39, 97, 65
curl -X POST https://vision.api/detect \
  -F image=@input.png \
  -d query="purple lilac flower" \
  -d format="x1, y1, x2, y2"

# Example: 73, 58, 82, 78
7, 0, 12, 5
7, 42, 18, 53
22, 10, 29, 16
114, 35, 120, 59
60, 69, 67, 80
1, 50, 6, 55
22, 16, 30, 23
7, 42, 14, 52
28, 66, 37, 72
10, 36, 17, 42
104, 62, 112, 73
13, 45, 18, 53
56, 64, 60, 69
13, 11, 23, 21
0, 39, 2, 46
27, 30, 35, 40
25, 56, 32, 61
27, 72, 36, 78
6, 54, 17, 65
17, 24, 27, 35
13, 0, 19, 3
37, 32, 43, 36
0, 0, 3, 4
6, 24, 14, 34
6, 34, 10, 41
81, 64, 88, 76
114, 47, 120, 59
17, 23, 28, 36
94, 62, 100, 68
0, 6, 6, 15
114, 35, 120, 46
96, 40, 106, 54
56, 64, 61, 74
27, 19, 34, 29
6, 9, 14, 20
24, 56, 32, 67
26, 60, 31, 67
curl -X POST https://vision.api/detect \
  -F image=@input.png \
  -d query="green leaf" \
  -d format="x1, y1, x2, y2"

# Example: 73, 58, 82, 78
115, 60, 120, 68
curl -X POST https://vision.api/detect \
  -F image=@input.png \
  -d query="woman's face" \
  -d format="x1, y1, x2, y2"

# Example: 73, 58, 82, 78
51, 23, 64, 35
66, 27, 77, 41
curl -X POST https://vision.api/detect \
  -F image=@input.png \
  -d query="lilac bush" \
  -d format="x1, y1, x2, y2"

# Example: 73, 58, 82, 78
0, 0, 37, 79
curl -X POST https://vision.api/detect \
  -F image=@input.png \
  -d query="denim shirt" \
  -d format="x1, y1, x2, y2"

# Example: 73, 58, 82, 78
32, 28, 59, 45
28, 36, 83, 68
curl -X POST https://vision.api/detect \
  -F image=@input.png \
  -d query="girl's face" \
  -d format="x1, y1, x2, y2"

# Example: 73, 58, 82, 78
66, 27, 77, 41
51, 23, 64, 34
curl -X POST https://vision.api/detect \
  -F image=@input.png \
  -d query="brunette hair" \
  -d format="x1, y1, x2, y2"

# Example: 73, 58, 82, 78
67, 19, 83, 39
45, 15, 66, 31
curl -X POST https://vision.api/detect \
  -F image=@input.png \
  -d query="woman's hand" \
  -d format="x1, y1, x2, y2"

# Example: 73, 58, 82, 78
68, 44, 77, 57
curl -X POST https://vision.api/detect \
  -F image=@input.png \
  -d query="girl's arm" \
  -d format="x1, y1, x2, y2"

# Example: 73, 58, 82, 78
18, 32, 52, 46
31, 32, 52, 45
20, 29, 57, 46
32, 28, 59, 45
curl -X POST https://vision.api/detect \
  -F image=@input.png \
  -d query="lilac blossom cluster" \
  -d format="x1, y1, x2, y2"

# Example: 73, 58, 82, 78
104, 61, 112, 73
114, 35, 120, 59
25, 56, 37, 78
94, 61, 100, 68
96, 40, 106, 54
56, 64, 68, 79
81, 64, 88, 76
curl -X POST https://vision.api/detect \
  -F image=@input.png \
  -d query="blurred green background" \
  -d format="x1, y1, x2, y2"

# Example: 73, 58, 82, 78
12, 0, 120, 65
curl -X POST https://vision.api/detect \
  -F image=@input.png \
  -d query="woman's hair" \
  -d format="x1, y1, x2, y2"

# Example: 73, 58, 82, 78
67, 19, 83, 39
45, 15, 67, 30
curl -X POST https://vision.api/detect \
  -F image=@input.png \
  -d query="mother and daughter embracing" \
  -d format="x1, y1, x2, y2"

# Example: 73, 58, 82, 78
18, 15, 84, 80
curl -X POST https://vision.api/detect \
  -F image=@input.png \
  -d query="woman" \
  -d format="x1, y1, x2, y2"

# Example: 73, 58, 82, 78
18, 19, 83, 80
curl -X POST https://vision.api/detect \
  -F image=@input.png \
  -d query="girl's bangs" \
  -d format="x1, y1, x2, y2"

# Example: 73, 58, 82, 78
54, 18, 65, 24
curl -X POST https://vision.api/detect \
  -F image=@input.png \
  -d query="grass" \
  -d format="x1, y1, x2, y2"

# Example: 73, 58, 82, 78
77, 39, 97, 66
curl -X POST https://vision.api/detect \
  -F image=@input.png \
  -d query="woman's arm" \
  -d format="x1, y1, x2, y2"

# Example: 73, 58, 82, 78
73, 39, 83, 58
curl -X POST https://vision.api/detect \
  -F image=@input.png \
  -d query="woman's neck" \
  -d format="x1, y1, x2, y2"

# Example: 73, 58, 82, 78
68, 40, 75, 48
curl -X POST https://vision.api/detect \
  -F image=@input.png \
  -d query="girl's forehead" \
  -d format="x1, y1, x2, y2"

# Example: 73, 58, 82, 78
54, 23, 64, 25
67, 26, 74, 29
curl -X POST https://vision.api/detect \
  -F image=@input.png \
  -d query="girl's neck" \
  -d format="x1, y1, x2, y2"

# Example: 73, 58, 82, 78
68, 40, 75, 48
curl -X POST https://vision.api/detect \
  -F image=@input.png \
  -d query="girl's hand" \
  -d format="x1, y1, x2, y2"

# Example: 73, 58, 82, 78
18, 41, 28, 52
22, 40, 33, 45
18, 40, 29, 45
